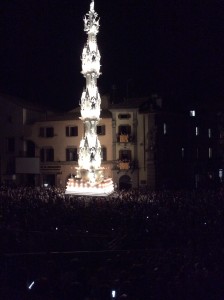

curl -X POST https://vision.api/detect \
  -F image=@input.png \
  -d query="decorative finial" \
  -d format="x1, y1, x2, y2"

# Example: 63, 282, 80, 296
83, 0, 99, 34
90, 0, 94, 12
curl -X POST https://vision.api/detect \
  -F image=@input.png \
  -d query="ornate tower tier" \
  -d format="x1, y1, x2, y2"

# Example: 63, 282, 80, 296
66, 0, 114, 196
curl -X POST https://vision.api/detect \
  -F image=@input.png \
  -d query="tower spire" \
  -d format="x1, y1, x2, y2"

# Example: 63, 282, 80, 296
90, 0, 94, 12
65, 1, 114, 196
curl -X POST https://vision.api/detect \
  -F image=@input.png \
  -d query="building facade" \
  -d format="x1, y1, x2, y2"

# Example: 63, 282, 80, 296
141, 100, 223, 189
110, 99, 149, 189
0, 94, 223, 190
24, 108, 113, 188
0, 94, 46, 186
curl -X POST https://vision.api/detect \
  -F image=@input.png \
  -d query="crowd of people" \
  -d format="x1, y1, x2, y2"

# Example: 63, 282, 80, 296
0, 185, 223, 299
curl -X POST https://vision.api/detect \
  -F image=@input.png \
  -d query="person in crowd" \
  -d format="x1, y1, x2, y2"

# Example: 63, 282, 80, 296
0, 184, 223, 299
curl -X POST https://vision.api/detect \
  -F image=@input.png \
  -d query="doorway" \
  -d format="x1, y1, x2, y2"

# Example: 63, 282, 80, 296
119, 175, 132, 190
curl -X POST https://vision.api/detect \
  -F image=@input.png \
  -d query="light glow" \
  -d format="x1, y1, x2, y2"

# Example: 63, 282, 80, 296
66, 0, 114, 196
112, 290, 116, 298
28, 281, 35, 290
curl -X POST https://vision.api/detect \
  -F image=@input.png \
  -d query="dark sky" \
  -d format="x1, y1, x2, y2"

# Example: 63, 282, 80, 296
0, 0, 224, 111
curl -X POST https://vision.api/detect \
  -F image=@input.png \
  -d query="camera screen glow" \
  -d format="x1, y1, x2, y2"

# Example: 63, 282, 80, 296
28, 281, 35, 290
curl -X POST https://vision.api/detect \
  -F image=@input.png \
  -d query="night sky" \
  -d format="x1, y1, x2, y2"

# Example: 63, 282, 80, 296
0, 0, 224, 111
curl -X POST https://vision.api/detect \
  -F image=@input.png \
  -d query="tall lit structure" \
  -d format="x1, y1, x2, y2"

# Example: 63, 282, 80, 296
66, 0, 114, 196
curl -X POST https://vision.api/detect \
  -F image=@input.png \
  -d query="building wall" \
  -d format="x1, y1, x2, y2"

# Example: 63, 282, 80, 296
110, 108, 141, 189
25, 115, 113, 187
137, 113, 150, 188
146, 109, 222, 189
0, 95, 47, 185
0, 95, 222, 190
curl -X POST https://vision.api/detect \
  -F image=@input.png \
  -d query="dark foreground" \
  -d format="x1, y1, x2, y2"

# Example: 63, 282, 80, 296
0, 186, 223, 299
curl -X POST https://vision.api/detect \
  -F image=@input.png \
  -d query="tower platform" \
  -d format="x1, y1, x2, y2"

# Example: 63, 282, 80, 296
65, 177, 114, 197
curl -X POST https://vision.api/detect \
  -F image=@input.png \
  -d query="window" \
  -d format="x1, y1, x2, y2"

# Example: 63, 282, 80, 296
181, 147, 185, 158
219, 169, 223, 181
196, 148, 199, 159
39, 127, 54, 138
97, 125, 106, 135
118, 113, 131, 119
6, 158, 15, 174
195, 174, 200, 189
208, 128, 212, 138
118, 125, 131, 135
39, 127, 45, 137
119, 150, 131, 161
101, 147, 107, 161
46, 128, 54, 137
40, 148, 54, 162
66, 148, 78, 161
26, 140, 35, 157
163, 123, 167, 135
209, 147, 212, 158
6, 137, 15, 153
190, 110, 196, 117
195, 126, 199, 136
66, 126, 78, 137
7, 115, 12, 123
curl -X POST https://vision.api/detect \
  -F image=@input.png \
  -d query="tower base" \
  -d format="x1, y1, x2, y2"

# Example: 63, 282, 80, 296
65, 177, 114, 197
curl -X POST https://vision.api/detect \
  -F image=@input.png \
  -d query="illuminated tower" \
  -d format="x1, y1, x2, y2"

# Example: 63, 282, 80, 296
66, 0, 114, 195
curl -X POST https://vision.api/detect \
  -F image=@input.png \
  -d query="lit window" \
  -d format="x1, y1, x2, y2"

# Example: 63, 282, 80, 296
208, 128, 212, 138
195, 174, 200, 188
66, 148, 78, 161
209, 147, 212, 158
66, 126, 78, 137
219, 169, 223, 181
97, 125, 106, 135
195, 126, 199, 136
40, 148, 54, 162
163, 123, 167, 135
39, 127, 54, 138
181, 147, 185, 158
190, 110, 196, 117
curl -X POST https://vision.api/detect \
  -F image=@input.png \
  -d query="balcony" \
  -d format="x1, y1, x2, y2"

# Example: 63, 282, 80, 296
113, 160, 138, 172
119, 161, 130, 170
117, 134, 135, 143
